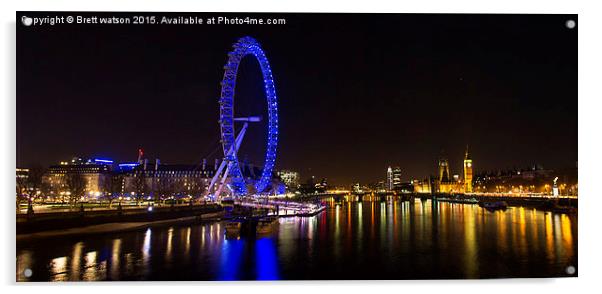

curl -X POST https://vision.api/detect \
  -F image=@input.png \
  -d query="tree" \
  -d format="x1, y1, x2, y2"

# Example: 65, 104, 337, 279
100, 174, 111, 205
40, 182, 51, 204
66, 173, 86, 208
24, 164, 46, 213
134, 171, 148, 206
188, 177, 206, 203
173, 179, 186, 202
102, 174, 123, 208
156, 176, 174, 205
16, 172, 28, 212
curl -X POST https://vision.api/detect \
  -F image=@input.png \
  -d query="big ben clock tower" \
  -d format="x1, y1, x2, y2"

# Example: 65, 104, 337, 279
463, 146, 473, 193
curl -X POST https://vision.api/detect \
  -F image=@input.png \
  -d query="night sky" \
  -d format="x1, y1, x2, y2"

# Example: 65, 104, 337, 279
17, 12, 577, 185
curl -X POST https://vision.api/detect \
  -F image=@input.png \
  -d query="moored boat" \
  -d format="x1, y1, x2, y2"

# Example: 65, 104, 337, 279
256, 216, 279, 235
478, 200, 508, 211
220, 197, 235, 207
437, 197, 478, 204
224, 219, 243, 237
541, 200, 577, 214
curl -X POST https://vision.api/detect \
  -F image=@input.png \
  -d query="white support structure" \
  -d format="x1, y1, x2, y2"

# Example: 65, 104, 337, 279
214, 162, 232, 200
206, 119, 256, 200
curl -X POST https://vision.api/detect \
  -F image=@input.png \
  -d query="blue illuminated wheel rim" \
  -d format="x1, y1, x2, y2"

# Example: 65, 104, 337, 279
219, 36, 278, 195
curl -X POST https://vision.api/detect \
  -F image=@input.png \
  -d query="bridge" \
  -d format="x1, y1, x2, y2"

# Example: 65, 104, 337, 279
230, 198, 325, 217
294, 190, 578, 209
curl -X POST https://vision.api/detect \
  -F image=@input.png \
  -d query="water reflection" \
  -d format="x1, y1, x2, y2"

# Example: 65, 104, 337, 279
166, 228, 173, 262
70, 242, 83, 280
218, 238, 243, 280
256, 238, 278, 280
17, 199, 577, 281
463, 206, 478, 278
111, 239, 121, 280
50, 256, 67, 281
16, 250, 32, 281
185, 227, 191, 256
83, 251, 97, 281
142, 228, 151, 263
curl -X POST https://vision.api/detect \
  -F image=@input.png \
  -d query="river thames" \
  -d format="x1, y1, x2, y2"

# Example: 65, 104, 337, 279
16, 199, 577, 281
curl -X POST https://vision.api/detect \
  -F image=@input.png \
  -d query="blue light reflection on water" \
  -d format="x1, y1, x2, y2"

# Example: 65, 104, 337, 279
218, 238, 244, 280
255, 237, 279, 280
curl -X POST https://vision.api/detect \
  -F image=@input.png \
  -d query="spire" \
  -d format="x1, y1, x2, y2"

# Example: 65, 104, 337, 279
438, 148, 450, 182
137, 148, 144, 164
439, 148, 446, 161
464, 145, 471, 160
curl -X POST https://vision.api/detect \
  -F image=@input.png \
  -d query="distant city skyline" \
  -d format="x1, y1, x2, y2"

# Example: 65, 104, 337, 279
17, 149, 577, 187
17, 13, 577, 185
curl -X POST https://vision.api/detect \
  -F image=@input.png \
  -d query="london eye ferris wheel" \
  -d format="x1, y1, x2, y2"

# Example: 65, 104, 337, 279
206, 36, 279, 198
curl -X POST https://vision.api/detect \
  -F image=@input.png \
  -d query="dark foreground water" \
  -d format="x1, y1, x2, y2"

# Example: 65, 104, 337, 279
16, 199, 577, 281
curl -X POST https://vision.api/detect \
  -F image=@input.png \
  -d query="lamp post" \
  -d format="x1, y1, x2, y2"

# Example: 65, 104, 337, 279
117, 196, 123, 216
26, 194, 34, 218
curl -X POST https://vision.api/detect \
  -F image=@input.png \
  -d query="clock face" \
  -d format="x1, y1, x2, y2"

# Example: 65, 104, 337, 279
467, 163, 472, 167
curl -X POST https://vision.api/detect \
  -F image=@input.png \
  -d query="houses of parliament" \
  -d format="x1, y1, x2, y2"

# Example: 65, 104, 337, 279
413, 147, 473, 194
